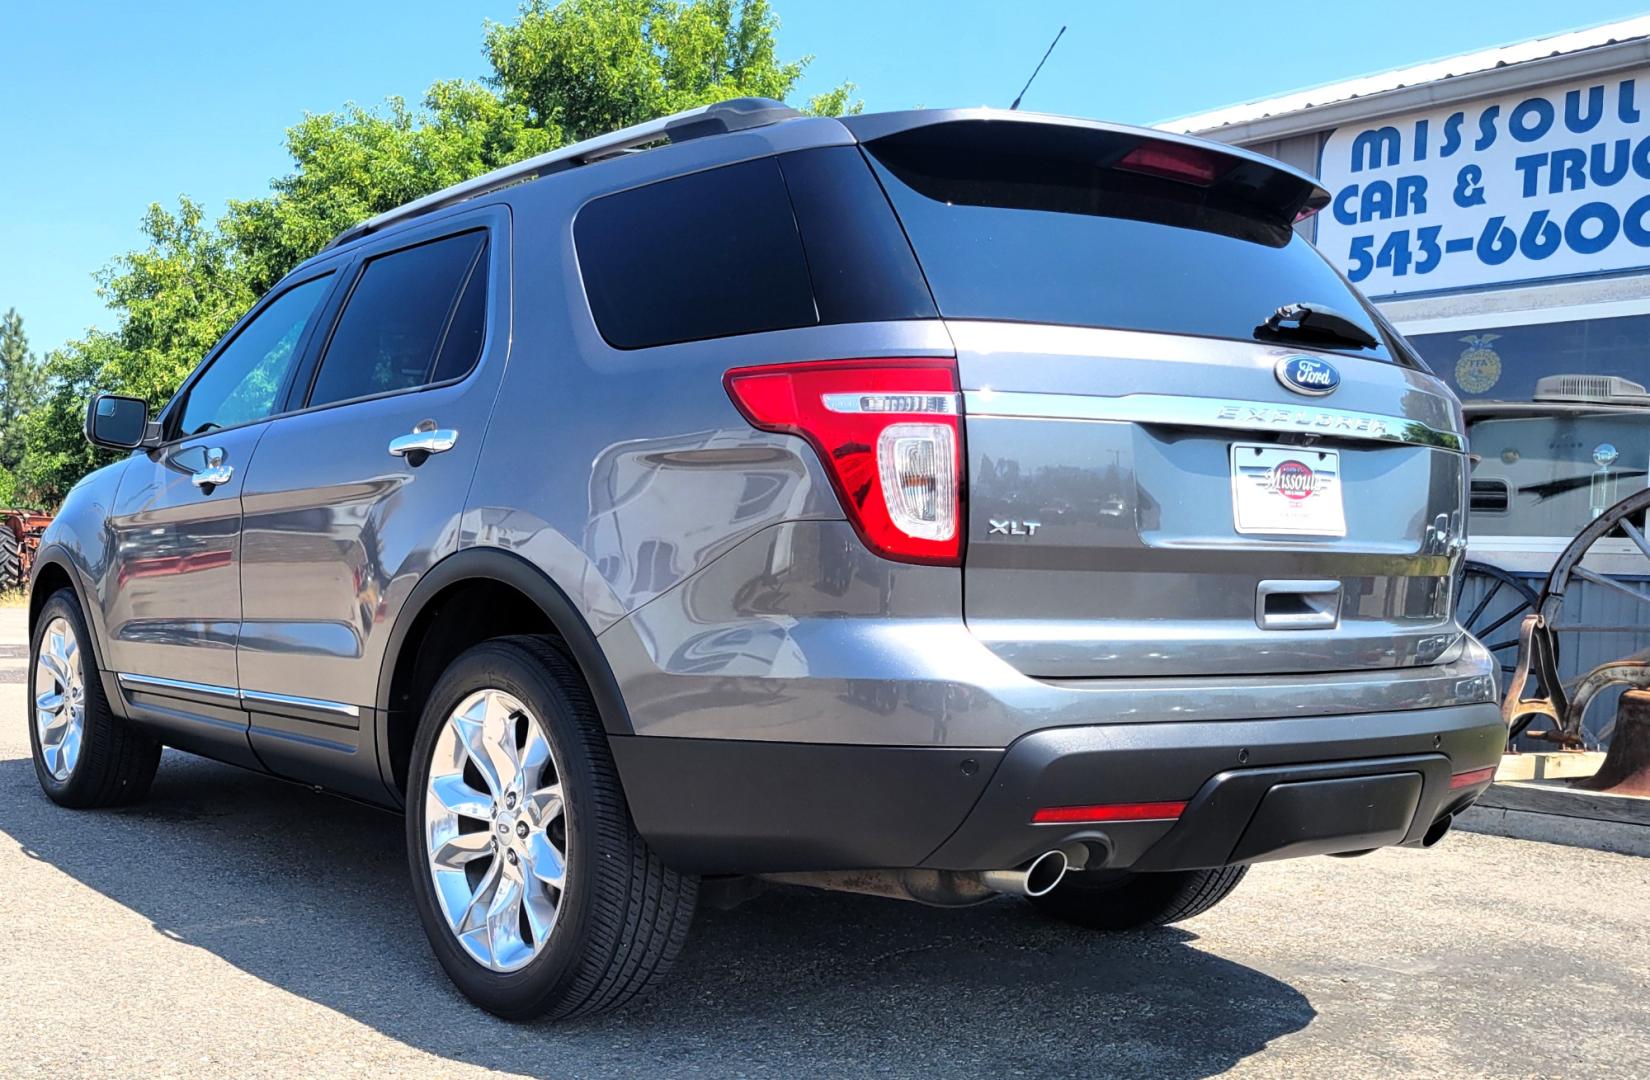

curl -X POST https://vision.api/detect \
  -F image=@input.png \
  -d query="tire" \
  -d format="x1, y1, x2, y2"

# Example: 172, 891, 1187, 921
404, 635, 698, 1020
1028, 865, 1249, 931
27, 588, 161, 808
0, 530, 21, 592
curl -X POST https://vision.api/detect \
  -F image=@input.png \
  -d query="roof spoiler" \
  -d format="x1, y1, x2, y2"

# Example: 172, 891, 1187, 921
843, 108, 1331, 226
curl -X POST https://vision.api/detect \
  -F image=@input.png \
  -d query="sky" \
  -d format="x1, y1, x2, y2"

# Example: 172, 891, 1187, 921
5, 0, 1650, 354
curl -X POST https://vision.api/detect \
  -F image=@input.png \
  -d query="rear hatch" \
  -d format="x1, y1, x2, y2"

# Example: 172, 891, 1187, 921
854, 113, 1468, 678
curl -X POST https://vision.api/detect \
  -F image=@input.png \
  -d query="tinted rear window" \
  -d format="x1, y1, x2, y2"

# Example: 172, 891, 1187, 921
865, 122, 1394, 361
308, 231, 488, 407
576, 151, 934, 349
577, 158, 816, 349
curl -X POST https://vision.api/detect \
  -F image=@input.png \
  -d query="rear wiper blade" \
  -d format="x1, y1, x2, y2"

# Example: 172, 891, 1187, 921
1256, 302, 1379, 350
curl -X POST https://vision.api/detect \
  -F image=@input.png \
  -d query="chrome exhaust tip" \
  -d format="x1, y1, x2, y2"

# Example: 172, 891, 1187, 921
980, 849, 1069, 898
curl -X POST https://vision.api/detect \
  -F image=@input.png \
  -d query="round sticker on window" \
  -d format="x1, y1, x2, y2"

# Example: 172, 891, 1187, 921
1455, 334, 1502, 394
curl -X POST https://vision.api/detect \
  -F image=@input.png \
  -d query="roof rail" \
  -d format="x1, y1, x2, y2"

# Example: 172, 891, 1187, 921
324, 97, 803, 250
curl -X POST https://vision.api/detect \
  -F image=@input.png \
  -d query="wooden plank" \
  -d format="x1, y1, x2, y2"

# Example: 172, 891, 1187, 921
1479, 779, 1650, 827
1495, 751, 1606, 782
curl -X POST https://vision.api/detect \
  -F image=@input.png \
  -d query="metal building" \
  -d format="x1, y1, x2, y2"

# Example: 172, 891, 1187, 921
1166, 19, 1650, 747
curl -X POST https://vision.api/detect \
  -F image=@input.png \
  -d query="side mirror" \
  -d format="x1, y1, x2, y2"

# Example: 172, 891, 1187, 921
84, 393, 152, 450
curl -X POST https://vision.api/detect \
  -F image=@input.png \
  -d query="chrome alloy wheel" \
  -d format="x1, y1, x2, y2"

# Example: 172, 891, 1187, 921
424, 688, 568, 972
34, 617, 86, 782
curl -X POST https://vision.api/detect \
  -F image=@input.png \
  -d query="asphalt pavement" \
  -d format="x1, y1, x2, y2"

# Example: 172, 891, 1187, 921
1, 604, 1646, 1079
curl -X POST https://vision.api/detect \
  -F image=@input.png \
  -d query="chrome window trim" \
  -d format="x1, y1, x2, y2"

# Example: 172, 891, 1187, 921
963, 391, 1464, 452
117, 673, 360, 719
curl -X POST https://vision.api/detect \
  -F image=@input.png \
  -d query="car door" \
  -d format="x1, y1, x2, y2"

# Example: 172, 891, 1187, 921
105, 269, 340, 768
236, 209, 509, 798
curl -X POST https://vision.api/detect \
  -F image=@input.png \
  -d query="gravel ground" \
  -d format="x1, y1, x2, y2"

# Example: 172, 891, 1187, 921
1, 606, 1647, 1078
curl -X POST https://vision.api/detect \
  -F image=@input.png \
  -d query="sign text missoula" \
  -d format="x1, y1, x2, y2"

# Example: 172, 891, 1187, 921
1315, 70, 1650, 296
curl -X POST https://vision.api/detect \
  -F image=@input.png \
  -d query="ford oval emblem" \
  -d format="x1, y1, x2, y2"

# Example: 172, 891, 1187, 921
1276, 356, 1341, 396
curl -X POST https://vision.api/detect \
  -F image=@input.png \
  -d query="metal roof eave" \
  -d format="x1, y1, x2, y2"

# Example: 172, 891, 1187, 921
1165, 35, 1650, 145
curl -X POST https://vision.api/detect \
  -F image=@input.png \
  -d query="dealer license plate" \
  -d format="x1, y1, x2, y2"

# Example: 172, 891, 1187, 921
1230, 443, 1346, 537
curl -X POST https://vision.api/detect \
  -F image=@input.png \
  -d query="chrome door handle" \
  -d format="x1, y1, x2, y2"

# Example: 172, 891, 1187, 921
191, 448, 233, 489
388, 427, 458, 458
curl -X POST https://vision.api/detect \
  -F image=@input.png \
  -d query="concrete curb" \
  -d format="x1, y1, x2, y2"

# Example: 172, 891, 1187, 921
1455, 780, 1650, 858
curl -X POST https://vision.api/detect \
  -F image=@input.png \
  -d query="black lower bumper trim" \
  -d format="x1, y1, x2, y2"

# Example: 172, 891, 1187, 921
612, 702, 1506, 876
922, 703, 1503, 872
610, 736, 1000, 874
1230, 772, 1423, 863
1132, 757, 1436, 870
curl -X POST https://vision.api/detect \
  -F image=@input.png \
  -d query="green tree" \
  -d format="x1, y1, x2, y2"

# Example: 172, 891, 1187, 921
0, 308, 44, 471
486, 0, 854, 141
16, 335, 119, 506
224, 80, 557, 297
16, 0, 854, 506
17, 201, 248, 505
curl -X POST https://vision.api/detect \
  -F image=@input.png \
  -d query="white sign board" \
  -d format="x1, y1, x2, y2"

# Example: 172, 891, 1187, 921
1315, 69, 1650, 296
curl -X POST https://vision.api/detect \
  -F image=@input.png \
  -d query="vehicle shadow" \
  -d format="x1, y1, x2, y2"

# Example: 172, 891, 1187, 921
0, 753, 1314, 1078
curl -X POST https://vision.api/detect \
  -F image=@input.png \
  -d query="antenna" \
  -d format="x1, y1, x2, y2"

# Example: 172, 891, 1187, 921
1009, 25, 1066, 111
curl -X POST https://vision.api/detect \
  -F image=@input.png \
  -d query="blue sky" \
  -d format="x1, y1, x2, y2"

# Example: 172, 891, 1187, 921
6, 0, 1650, 353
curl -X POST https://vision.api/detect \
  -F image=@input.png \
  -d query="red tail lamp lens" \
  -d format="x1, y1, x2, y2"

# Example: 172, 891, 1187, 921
724, 359, 962, 565
1032, 801, 1189, 825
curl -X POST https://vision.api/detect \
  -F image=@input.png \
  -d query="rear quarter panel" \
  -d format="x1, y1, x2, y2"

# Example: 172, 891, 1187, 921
461, 124, 956, 636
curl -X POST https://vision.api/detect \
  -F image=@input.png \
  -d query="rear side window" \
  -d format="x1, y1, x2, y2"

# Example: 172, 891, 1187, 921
865, 122, 1394, 361
577, 159, 815, 349
575, 152, 935, 349
308, 231, 488, 408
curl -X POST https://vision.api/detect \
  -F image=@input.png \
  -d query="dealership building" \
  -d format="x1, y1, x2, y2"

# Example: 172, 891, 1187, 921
1167, 17, 1650, 399
1168, 19, 1650, 560
1167, 21, 1650, 742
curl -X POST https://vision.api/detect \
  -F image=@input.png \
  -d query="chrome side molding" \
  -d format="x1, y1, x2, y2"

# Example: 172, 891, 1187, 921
963, 391, 1464, 452
239, 688, 362, 720
116, 672, 241, 704
117, 673, 360, 719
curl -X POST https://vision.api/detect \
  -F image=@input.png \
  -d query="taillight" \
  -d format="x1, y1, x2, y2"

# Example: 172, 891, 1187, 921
724, 358, 963, 565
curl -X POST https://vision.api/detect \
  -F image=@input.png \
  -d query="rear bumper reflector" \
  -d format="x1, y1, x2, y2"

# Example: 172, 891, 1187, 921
1032, 801, 1189, 825
1448, 766, 1497, 790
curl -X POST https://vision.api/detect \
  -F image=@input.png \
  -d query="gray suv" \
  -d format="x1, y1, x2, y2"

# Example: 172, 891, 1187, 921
29, 99, 1504, 1019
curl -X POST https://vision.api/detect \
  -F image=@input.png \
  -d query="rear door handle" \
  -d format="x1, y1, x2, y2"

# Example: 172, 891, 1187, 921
191, 448, 233, 490
388, 427, 458, 458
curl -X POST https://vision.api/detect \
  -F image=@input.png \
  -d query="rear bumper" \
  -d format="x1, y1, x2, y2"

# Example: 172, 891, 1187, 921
611, 701, 1505, 875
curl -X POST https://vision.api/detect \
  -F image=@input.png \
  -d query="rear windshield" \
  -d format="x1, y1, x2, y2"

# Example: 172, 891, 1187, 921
865, 122, 1396, 362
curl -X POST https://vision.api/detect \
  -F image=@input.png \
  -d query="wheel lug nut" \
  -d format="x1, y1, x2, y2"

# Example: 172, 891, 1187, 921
516, 822, 528, 838
506, 850, 519, 865
506, 792, 517, 809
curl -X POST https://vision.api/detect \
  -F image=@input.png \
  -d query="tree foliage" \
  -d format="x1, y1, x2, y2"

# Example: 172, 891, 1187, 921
486, 0, 851, 140
17, 0, 854, 506
0, 308, 44, 473
223, 81, 558, 296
